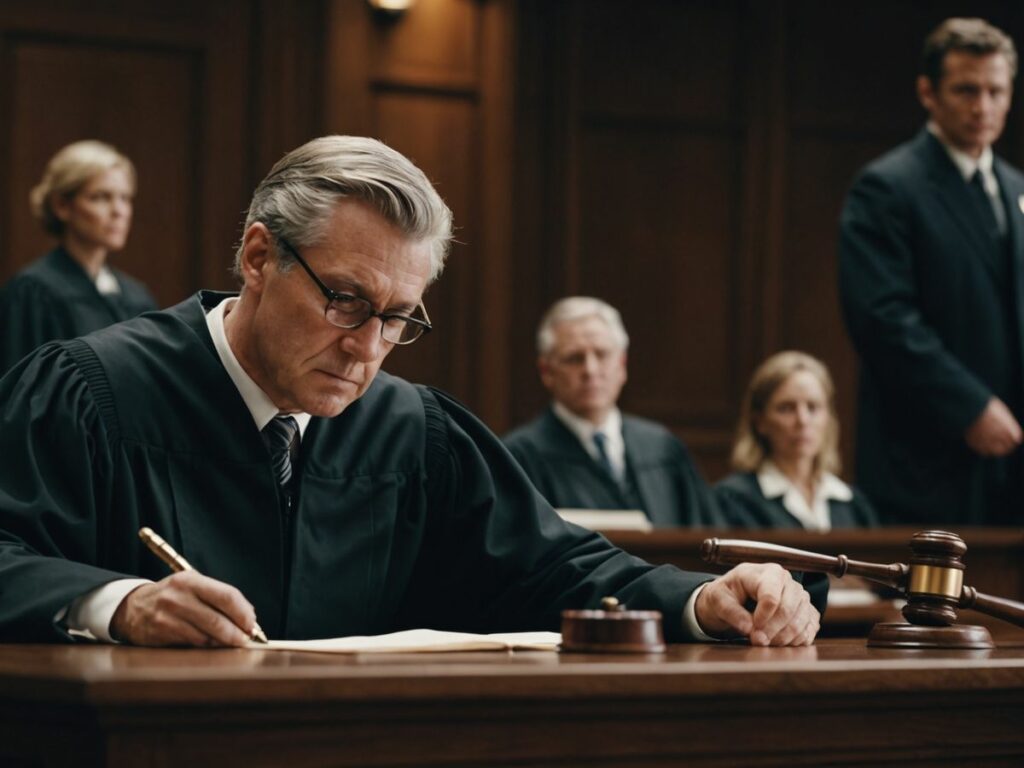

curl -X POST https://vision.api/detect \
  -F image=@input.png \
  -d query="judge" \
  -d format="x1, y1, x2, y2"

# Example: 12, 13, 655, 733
0, 136, 820, 648
0, 140, 156, 374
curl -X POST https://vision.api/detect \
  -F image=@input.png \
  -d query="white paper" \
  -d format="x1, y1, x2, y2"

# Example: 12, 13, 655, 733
257, 629, 561, 654
555, 508, 652, 531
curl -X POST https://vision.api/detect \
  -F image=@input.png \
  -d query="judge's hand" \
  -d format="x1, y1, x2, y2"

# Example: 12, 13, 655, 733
695, 563, 819, 647
110, 570, 258, 647
965, 397, 1022, 457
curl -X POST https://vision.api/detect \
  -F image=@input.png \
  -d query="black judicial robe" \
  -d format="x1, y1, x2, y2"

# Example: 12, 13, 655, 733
714, 472, 879, 530
0, 247, 157, 374
0, 292, 730, 643
503, 409, 723, 527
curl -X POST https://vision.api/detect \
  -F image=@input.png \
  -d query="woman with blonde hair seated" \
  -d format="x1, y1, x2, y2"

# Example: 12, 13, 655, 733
0, 140, 156, 374
715, 351, 877, 530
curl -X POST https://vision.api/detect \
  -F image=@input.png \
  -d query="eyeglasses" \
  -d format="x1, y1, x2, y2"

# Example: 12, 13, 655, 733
274, 235, 432, 345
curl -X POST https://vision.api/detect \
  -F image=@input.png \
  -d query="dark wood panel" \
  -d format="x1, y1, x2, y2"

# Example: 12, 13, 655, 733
577, 0, 744, 122
372, 0, 478, 88
577, 125, 741, 426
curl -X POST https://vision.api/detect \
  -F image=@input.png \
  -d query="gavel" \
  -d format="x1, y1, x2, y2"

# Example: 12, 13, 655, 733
701, 530, 1024, 649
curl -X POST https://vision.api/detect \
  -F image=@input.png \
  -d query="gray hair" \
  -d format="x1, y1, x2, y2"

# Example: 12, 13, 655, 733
30, 140, 136, 237
234, 135, 453, 282
536, 296, 630, 355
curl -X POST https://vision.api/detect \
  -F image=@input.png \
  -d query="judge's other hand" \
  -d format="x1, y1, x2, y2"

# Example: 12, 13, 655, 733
965, 397, 1023, 457
109, 570, 258, 647
695, 563, 819, 647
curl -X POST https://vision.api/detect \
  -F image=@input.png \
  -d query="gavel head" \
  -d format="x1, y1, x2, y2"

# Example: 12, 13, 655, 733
902, 530, 966, 627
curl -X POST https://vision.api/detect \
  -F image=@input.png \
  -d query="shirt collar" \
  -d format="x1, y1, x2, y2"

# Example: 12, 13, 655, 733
927, 121, 995, 183
552, 400, 622, 444
756, 461, 852, 501
756, 461, 852, 531
205, 296, 312, 436
94, 266, 121, 295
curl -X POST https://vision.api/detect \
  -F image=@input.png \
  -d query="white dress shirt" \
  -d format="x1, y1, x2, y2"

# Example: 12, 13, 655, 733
551, 401, 626, 480
755, 461, 853, 532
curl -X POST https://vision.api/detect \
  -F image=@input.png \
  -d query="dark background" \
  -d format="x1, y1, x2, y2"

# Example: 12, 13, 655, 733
2, 0, 1022, 482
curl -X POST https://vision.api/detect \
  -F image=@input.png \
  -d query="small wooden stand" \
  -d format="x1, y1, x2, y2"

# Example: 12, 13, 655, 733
561, 597, 666, 653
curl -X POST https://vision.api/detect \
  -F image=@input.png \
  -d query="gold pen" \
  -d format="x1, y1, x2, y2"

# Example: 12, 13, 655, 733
138, 526, 269, 644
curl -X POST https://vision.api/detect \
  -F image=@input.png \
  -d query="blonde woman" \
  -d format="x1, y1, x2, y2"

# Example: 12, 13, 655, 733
0, 140, 156, 374
715, 351, 878, 530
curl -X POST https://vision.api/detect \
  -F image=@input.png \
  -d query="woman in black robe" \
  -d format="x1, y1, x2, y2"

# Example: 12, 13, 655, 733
715, 351, 878, 530
0, 140, 156, 374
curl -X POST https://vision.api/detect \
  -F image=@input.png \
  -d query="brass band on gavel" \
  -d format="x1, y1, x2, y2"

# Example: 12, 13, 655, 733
907, 564, 964, 599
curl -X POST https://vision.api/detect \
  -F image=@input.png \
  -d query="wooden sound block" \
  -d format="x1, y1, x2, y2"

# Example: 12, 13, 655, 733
867, 621, 994, 649
560, 597, 666, 653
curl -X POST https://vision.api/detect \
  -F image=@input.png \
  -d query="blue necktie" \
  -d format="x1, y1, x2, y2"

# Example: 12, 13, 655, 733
592, 431, 617, 480
262, 415, 299, 489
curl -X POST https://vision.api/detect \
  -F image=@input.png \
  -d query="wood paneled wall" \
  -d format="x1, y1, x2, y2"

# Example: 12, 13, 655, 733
512, 0, 1024, 481
3, 0, 1024, 486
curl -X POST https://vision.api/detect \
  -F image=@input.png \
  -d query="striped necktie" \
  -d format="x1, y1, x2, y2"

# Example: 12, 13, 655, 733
262, 415, 299, 488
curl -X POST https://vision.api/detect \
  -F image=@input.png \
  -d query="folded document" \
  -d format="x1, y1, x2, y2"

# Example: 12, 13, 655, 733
258, 629, 561, 654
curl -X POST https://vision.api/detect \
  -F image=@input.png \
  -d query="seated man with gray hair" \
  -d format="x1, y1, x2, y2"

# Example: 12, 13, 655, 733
0, 137, 817, 648
504, 297, 721, 528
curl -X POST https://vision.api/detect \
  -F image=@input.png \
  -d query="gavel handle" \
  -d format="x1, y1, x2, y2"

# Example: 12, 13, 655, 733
702, 538, 909, 591
960, 586, 1024, 627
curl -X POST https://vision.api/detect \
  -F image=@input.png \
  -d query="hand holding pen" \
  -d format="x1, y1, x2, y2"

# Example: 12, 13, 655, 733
107, 527, 269, 647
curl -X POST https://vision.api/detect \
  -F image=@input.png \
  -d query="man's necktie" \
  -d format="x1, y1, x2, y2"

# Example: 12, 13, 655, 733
969, 170, 1006, 238
262, 415, 299, 489
592, 431, 617, 480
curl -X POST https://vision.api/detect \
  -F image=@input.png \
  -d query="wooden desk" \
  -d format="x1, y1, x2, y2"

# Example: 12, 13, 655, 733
3, 637, 1024, 767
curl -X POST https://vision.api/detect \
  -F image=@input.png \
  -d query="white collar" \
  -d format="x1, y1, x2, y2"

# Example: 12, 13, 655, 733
94, 266, 121, 295
552, 400, 622, 444
205, 296, 311, 436
927, 121, 996, 185
756, 461, 851, 531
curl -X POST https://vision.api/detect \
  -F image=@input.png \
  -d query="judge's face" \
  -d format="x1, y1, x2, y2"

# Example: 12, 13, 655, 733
755, 370, 829, 466
235, 199, 431, 417
539, 316, 627, 425
917, 51, 1013, 158
55, 166, 134, 253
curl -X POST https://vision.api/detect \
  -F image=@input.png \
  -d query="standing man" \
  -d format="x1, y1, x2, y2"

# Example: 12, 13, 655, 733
840, 18, 1024, 525
504, 297, 721, 527
0, 137, 818, 647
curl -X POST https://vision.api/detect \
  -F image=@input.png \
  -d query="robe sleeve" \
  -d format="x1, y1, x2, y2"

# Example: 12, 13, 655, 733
0, 342, 138, 642
402, 387, 716, 643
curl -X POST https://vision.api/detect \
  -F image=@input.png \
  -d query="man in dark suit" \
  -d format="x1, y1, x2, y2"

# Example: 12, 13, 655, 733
840, 17, 1024, 525
504, 297, 720, 527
